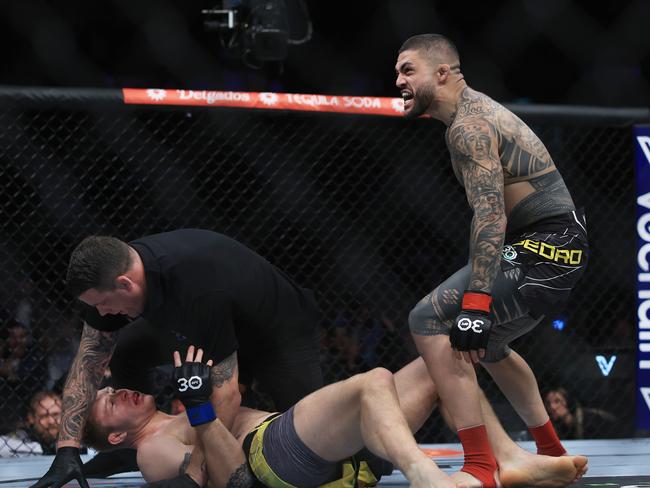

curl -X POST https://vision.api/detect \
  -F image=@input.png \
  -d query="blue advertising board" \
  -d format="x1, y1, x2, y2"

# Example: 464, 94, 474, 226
636, 125, 650, 429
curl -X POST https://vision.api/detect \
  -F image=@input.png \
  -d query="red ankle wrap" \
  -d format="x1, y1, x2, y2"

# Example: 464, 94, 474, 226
457, 425, 498, 488
529, 419, 566, 456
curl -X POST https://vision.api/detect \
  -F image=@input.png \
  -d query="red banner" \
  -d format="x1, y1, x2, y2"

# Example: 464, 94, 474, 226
122, 88, 405, 117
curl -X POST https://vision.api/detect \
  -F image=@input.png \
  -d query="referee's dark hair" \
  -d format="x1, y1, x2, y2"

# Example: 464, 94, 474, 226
66, 236, 131, 297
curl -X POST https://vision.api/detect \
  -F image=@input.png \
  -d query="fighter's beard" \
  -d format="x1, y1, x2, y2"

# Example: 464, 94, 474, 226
404, 87, 434, 119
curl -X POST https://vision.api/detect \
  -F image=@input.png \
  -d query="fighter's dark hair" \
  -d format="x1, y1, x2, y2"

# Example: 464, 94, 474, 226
398, 33, 460, 64
82, 410, 117, 452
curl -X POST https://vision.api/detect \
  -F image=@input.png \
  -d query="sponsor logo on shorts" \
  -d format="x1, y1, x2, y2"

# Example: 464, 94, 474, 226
502, 245, 517, 261
513, 239, 583, 265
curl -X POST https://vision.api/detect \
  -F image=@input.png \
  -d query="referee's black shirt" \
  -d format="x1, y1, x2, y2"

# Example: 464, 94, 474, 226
83, 229, 319, 363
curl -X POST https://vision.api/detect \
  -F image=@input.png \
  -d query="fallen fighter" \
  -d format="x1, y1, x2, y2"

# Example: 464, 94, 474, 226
82, 346, 587, 488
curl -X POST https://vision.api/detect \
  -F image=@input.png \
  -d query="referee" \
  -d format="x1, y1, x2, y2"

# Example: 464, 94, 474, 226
31, 228, 323, 488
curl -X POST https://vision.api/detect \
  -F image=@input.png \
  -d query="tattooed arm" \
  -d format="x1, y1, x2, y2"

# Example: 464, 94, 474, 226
58, 323, 119, 448
448, 116, 507, 294
209, 351, 241, 431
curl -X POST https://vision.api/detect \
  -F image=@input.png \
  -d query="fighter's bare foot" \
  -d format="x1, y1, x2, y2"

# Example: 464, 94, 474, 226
568, 455, 588, 483
451, 470, 501, 488
404, 459, 456, 488
499, 452, 588, 487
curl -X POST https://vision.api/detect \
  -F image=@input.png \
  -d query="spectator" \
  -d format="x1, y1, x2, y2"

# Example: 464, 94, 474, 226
330, 303, 368, 376
375, 315, 409, 372
0, 391, 61, 457
0, 319, 31, 383
13, 277, 36, 331
334, 301, 404, 374
543, 387, 619, 439
0, 320, 48, 432
0, 320, 48, 388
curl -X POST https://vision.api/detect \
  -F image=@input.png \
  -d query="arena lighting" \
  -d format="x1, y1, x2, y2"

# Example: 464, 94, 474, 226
202, 0, 312, 66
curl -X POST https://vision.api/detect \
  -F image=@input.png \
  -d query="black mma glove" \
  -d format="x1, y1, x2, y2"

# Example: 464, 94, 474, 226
450, 290, 493, 351
172, 359, 216, 427
29, 446, 90, 488
144, 474, 201, 488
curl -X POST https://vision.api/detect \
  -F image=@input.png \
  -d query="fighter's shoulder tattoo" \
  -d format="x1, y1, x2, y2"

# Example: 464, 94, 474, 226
455, 88, 496, 120
211, 351, 238, 388
493, 105, 554, 177
451, 89, 555, 180
447, 97, 500, 178
226, 463, 256, 488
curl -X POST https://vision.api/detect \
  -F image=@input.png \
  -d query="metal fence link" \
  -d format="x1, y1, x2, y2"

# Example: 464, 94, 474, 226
0, 105, 636, 454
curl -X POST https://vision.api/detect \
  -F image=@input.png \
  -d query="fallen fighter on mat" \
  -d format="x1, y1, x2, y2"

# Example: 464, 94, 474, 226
82, 346, 587, 488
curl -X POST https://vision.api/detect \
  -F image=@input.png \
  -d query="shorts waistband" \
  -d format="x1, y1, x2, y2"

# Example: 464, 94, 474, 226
243, 412, 282, 460
508, 208, 586, 237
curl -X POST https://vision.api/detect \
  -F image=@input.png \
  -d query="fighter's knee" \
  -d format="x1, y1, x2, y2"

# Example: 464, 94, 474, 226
364, 367, 394, 386
408, 301, 448, 337
409, 299, 435, 335
407, 305, 423, 332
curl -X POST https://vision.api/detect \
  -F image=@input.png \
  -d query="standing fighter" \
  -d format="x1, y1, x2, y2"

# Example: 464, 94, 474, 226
396, 34, 588, 487
31, 229, 323, 488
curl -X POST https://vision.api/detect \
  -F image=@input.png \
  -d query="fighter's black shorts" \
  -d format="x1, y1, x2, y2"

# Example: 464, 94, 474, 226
242, 407, 391, 487
409, 209, 588, 362
503, 208, 588, 318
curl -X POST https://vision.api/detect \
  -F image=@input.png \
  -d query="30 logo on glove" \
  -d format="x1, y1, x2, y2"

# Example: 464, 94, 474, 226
456, 316, 486, 333
172, 358, 216, 426
177, 375, 204, 392
450, 291, 493, 352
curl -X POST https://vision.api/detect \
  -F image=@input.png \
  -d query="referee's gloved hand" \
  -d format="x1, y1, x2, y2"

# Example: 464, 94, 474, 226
450, 291, 493, 364
29, 446, 90, 488
172, 346, 216, 426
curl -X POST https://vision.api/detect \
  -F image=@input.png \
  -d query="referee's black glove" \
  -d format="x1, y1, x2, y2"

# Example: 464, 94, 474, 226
29, 447, 89, 488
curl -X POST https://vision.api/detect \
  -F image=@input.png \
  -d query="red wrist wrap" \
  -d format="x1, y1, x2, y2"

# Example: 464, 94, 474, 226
462, 291, 492, 314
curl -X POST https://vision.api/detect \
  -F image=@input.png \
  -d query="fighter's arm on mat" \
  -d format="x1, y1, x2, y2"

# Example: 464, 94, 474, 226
58, 323, 120, 447
208, 351, 241, 431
